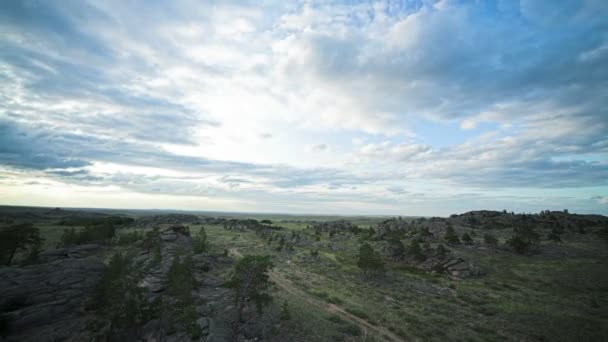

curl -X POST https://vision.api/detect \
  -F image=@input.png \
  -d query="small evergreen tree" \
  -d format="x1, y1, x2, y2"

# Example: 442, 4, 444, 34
192, 227, 208, 254
225, 255, 274, 337
408, 239, 426, 261
483, 234, 498, 248
59, 228, 79, 247
280, 300, 291, 321
357, 243, 384, 275
506, 225, 540, 254
444, 226, 461, 245
93, 253, 147, 336
436, 244, 448, 257
461, 233, 473, 245
547, 225, 564, 243
276, 236, 285, 251
166, 253, 201, 337
310, 249, 319, 258
0, 224, 44, 265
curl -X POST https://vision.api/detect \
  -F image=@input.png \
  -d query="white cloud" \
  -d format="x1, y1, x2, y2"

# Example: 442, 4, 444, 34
0, 0, 607, 215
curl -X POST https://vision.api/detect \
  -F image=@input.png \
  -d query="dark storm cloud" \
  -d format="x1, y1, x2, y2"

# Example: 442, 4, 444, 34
0, 119, 91, 170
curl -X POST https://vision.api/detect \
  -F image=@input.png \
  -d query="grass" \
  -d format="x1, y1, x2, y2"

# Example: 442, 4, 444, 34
37, 224, 72, 248
27, 214, 608, 341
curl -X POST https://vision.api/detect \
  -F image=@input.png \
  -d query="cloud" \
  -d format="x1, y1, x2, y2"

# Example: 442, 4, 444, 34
0, 0, 607, 215
0, 118, 91, 170
309, 143, 329, 152
592, 196, 608, 205
354, 142, 432, 163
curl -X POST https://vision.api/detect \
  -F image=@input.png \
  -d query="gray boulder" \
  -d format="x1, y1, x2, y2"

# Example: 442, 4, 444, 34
0, 258, 106, 342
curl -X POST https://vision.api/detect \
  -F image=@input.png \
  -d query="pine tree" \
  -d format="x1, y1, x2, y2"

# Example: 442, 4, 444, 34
357, 243, 384, 275
408, 239, 426, 261
0, 224, 44, 265
280, 300, 291, 321
483, 234, 498, 248
547, 225, 564, 243
461, 233, 473, 245
193, 227, 208, 254
436, 244, 448, 257
226, 255, 274, 336
506, 225, 540, 254
444, 226, 461, 245
276, 236, 285, 251
387, 237, 405, 259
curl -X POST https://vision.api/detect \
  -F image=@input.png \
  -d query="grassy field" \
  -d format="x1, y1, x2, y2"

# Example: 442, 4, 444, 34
8, 208, 607, 341
197, 217, 608, 341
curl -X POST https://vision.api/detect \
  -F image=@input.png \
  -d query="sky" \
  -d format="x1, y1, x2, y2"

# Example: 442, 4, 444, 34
0, 0, 607, 216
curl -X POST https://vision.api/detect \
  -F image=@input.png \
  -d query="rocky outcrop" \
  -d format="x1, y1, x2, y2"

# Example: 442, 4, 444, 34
136, 226, 234, 341
38, 244, 106, 263
139, 225, 193, 293
449, 210, 608, 231
416, 254, 482, 279
0, 258, 106, 342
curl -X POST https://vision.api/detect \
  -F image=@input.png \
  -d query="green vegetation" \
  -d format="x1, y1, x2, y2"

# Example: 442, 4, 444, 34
356, 242, 384, 275
461, 232, 473, 245
547, 225, 564, 243
3, 208, 608, 341
444, 225, 461, 245
192, 226, 208, 254
506, 225, 541, 254
407, 239, 426, 261
116, 230, 144, 245
60, 225, 116, 246
167, 253, 201, 338
483, 233, 498, 247
0, 223, 43, 265
387, 237, 405, 259
280, 300, 291, 321
92, 252, 148, 335
58, 216, 133, 227
225, 255, 274, 335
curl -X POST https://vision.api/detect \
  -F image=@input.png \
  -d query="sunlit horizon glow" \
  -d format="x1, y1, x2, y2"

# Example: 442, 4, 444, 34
1, 0, 607, 216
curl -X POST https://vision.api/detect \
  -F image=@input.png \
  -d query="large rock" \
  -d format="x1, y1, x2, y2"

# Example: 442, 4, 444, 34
38, 244, 105, 263
0, 258, 106, 342
139, 226, 193, 294
414, 253, 482, 279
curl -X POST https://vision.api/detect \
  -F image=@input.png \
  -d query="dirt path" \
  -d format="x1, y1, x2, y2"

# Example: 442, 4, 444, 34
228, 248, 406, 342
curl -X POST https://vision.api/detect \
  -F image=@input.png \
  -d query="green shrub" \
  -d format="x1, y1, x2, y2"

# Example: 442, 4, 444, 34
408, 239, 426, 261
338, 322, 362, 336
308, 288, 329, 300
0, 224, 44, 265
280, 301, 291, 320
483, 234, 498, 247
116, 231, 143, 245
192, 227, 208, 254
167, 254, 197, 301
357, 243, 384, 275
60, 224, 116, 247
182, 304, 203, 339
506, 225, 540, 254
59, 216, 133, 227
461, 233, 473, 245
345, 307, 369, 320
444, 226, 460, 245
327, 295, 343, 305
167, 254, 201, 338
93, 253, 146, 333
327, 315, 346, 324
